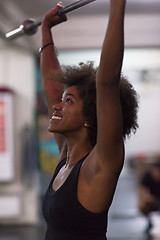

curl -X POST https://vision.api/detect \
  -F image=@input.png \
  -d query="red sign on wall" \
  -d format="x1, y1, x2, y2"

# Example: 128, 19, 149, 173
0, 88, 14, 181
0, 100, 7, 153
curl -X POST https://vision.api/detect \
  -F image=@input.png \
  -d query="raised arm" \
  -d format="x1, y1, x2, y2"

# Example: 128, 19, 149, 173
40, 3, 67, 155
40, 3, 67, 117
96, 0, 126, 166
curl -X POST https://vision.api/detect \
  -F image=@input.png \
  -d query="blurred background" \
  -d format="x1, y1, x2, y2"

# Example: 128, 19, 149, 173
0, 0, 160, 239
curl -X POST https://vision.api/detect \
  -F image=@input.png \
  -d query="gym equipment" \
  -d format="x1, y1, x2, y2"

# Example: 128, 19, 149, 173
5, 0, 96, 40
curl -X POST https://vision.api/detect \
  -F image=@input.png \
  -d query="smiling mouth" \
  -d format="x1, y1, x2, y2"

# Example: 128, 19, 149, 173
51, 115, 62, 120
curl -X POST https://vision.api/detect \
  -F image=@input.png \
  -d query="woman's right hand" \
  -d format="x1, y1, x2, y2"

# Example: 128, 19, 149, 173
42, 2, 67, 29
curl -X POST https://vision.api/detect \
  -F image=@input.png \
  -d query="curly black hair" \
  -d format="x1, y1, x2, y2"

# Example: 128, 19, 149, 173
120, 76, 139, 139
54, 61, 139, 146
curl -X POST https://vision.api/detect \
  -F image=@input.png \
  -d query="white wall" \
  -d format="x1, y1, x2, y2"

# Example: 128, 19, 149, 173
0, 43, 35, 181
0, 41, 38, 224
123, 49, 160, 159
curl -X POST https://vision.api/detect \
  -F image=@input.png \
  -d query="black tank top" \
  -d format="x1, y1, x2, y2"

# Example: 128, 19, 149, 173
42, 155, 108, 240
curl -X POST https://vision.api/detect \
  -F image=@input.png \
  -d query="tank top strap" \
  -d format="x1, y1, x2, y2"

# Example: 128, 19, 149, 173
75, 153, 89, 169
48, 153, 89, 191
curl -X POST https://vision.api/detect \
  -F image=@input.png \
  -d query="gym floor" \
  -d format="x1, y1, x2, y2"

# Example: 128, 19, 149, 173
0, 166, 157, 240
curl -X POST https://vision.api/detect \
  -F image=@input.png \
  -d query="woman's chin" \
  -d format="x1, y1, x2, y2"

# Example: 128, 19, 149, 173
48, 125, 54, 132
48, 125, 61, 133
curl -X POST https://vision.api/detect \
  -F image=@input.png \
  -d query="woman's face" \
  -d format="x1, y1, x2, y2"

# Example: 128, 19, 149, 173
48, 86, 86, 135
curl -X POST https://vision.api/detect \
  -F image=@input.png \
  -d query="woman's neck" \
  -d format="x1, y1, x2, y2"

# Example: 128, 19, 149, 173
65, 138, 93, 168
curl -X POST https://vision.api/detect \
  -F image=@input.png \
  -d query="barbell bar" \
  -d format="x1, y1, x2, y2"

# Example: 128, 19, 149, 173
5, 0, 96, 40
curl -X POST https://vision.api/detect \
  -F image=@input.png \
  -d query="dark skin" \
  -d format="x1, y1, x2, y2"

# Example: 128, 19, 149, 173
41, 0, 126, 213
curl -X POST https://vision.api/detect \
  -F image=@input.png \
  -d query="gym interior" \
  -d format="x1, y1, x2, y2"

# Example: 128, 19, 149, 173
0, 0, 160, 239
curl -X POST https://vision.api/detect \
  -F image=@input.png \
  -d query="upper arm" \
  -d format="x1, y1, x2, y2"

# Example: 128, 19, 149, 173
96, 79, 124, 164
97, 79, 123, 150
42, 68, 67, 155
43, 77, 63, 117
43, 78, 67, 158
93, 0, 125, 164
40, 49, 67, 155
40, 7, 68, 159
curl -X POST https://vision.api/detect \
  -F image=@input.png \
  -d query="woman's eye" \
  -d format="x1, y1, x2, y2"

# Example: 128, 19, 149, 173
65, 98, 72, 103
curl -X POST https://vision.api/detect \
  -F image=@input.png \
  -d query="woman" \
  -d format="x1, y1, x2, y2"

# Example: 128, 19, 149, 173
40, 0, 138, 239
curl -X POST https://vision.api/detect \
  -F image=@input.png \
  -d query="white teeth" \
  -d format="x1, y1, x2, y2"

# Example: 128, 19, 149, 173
52, 115, 62, 120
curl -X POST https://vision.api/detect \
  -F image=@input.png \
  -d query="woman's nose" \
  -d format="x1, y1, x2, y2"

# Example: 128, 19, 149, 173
53, 102, 62, 111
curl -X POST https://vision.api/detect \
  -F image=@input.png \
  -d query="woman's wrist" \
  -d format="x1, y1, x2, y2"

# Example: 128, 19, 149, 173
41, 20, 54, 45
39, 42, 54, 53
42, 18, 52, 31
